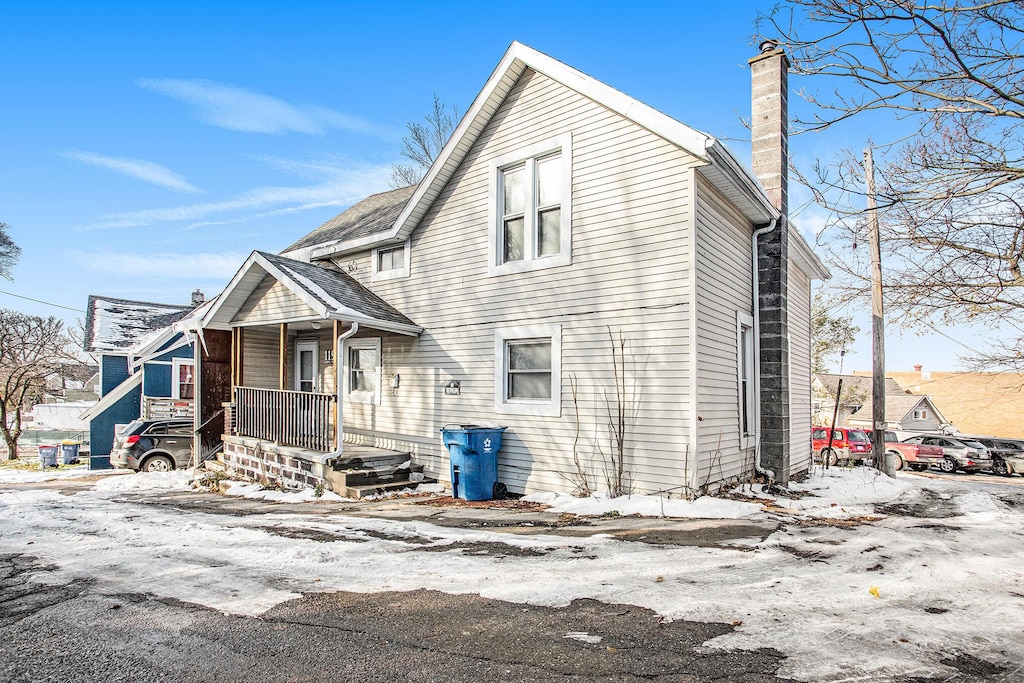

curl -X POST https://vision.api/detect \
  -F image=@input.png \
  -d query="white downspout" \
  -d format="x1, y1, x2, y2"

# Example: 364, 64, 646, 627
320, 322, 359, 464
751, 218, 778, 481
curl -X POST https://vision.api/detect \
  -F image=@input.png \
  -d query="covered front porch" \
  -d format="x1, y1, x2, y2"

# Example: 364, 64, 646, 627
195, 250, 424, 493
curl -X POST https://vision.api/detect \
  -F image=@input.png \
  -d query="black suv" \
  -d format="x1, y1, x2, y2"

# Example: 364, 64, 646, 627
110, 419, 193, 472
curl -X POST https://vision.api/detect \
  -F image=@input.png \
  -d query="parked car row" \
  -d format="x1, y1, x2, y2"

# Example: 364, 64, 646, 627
811, 427, 1024, 477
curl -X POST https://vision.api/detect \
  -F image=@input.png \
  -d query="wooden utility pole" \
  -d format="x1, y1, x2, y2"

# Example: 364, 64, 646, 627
865, 146, 893, 476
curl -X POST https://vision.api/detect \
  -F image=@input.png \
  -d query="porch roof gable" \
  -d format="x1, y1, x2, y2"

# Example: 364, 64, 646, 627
201, 251, 422, 335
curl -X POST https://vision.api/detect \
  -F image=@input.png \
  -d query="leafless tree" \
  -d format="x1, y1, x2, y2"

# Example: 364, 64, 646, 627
0, 222, 20, 280
0, 310, 77, 459
811, 290, 860, 373
760, 1, 1024, 369
389, 94, 459, 188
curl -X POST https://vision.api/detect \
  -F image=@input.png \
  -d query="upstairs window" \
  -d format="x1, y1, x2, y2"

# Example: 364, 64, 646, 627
489, 134, 572, 275
913, 409, 928, 420
371, 240, 410, 281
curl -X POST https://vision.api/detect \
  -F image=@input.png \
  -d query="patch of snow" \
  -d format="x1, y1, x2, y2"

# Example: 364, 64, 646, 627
1, 467, 1022, 682
564, 632, 602, 644
0, 466, 128, 484
220, 480, 346, 502
522, 490, 762, 519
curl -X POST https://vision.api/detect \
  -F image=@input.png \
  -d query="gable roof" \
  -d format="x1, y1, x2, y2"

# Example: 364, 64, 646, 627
200, 251, 421, 336
814, 373, 908, 399
285, 41, 828, 281
283, 185, 417, 257
84, 295, 194, 354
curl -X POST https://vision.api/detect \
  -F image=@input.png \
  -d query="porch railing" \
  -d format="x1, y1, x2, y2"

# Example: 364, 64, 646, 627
143, 396, 194, 420
234, 386, 335, 452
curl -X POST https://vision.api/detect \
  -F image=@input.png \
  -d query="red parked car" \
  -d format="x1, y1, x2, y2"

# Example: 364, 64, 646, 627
883, 431, 944, 471
812, 426, 873, 466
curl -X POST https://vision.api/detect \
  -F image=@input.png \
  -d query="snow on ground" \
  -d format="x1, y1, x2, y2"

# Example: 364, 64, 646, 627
1, 465, 1022, 682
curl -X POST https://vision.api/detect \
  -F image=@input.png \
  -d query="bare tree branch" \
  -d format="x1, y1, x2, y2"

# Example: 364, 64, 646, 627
763, 1, 1024, 370
0, 310, 77, 458
389, 94, 459, 189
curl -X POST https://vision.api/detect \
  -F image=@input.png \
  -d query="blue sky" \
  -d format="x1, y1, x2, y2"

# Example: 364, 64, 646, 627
0, 1, 981, 371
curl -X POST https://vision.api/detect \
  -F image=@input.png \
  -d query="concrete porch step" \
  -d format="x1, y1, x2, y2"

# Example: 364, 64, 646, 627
344, 476, 438, 499
329, 452, 411, 472
200, 459, 227, 474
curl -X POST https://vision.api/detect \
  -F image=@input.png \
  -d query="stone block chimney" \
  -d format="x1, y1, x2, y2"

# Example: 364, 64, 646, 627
749, 40, 791, 484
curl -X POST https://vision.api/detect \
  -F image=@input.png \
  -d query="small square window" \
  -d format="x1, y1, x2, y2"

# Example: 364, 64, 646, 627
371, 240, 410, 281
494, 325, 561, 417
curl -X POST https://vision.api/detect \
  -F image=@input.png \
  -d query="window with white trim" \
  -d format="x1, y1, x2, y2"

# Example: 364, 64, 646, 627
345, 338, 382, 404
913, 409, 928, 420
171, 358, 194, 400
371, 240, 410, 281
489, 134, 572, 275
737, 313, 757, 448
494, 325, 561, 417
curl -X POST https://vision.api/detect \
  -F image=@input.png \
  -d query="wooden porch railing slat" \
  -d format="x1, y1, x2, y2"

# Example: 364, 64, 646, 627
233, 386, 335, 451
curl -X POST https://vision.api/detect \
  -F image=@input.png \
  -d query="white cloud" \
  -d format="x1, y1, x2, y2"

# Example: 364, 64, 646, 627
60, 150, 202, 193
77, 162, 393, 232
137, 78, 395, 137
68, 249, 247, 280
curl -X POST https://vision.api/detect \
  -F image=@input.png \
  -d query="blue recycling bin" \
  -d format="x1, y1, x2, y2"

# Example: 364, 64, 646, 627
440, 425, 507, 501
38, 445, 58, 469
60, 440, 81, 465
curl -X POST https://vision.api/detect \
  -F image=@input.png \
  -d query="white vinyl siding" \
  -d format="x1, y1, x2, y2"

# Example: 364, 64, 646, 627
239, 327, 279, 390
337, 69, 702, 495
788, 266, 813, 474
233, 276, 317, 324
693, 175, 757, 486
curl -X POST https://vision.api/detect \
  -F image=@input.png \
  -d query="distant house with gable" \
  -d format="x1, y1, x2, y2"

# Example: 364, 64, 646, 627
80, 292, 205, 468
812, 373, 951, 433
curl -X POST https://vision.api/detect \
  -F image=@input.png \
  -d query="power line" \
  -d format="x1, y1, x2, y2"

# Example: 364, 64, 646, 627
0, 289, 84, 313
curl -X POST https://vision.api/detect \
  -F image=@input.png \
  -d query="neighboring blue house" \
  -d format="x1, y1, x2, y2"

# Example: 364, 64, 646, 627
80, 293, 203, 468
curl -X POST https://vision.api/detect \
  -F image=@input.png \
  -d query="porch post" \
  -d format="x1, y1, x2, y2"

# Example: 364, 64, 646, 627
332, 320, 340, 450
231, 327, 244, 388
279, 323, 288, 390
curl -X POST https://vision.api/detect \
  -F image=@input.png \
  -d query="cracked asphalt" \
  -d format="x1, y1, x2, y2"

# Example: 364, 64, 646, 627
1, 553, 795, 682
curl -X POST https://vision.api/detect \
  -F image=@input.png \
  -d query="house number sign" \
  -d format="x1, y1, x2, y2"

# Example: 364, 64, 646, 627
444, 381, 461, 396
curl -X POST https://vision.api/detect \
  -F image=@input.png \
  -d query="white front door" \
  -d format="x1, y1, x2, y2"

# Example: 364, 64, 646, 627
295, 340, 318, 392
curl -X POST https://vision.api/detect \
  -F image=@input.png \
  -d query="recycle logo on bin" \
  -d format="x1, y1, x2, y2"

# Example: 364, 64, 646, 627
483, 437, 492, 451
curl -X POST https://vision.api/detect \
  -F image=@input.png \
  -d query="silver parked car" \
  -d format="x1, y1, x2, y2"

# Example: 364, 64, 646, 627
901, 434, 993, 474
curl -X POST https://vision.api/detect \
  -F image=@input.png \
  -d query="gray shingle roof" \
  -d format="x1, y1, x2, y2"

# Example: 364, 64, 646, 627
815, 373, 908, 397
83, 295, 193, 353
257, 251, 417, 329
283, 185, 417, 254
